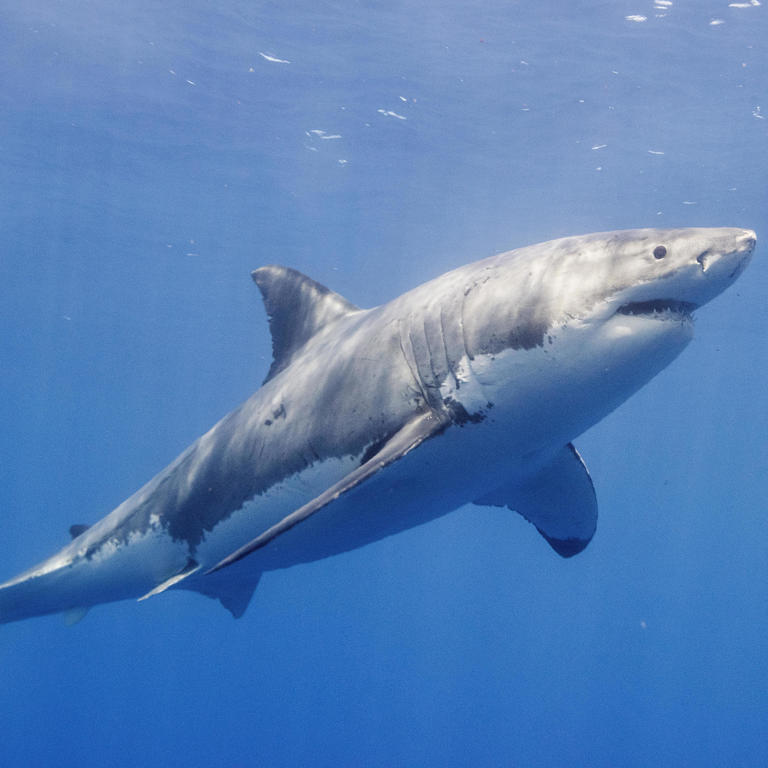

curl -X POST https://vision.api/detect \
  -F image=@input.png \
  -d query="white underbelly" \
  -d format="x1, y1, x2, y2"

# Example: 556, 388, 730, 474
196, 415, 548, 575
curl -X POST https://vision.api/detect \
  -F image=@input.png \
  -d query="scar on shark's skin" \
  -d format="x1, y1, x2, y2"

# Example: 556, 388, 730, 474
0, 227, 756, 625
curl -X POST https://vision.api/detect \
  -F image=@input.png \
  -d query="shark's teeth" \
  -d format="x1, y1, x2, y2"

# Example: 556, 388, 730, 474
617, 299, 697, 318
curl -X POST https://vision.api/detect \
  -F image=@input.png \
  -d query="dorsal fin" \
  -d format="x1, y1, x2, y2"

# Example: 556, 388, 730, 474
252, 265, 360, 382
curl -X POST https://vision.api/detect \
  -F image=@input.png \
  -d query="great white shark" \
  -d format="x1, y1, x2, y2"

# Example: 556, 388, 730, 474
0, 227, 756, 624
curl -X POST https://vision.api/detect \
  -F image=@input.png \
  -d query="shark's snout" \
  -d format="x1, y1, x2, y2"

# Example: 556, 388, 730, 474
714, 228, 756, 284
697, 231, 754, 273
733, 229, 756, 275
740, 229, 757, 251
670, 227, 755, 309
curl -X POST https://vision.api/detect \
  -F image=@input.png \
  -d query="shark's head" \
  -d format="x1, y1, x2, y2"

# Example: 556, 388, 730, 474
464, 226, 755, 354
568, 226, 755, 329
457, 227, 756, 447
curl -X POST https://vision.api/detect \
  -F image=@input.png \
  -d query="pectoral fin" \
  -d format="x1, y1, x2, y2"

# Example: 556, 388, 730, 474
138, 558, 201, 601
207, 410, 448, 574
474, 443, 597, 557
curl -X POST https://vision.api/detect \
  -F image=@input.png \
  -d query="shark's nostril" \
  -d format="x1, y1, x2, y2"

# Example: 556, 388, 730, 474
697, 251, 710, 272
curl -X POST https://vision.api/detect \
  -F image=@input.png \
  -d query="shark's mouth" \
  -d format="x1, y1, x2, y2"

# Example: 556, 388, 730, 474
617, 299, 697, 319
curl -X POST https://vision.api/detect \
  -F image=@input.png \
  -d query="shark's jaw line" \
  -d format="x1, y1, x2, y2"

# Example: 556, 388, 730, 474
616, 299, 698, 320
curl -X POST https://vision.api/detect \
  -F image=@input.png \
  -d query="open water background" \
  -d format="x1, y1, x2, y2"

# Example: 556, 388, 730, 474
1, 1, 766, 765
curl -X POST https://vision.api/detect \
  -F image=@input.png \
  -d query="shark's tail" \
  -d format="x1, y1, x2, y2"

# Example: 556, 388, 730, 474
0, 554, 116, 625
0, 569, 70, 625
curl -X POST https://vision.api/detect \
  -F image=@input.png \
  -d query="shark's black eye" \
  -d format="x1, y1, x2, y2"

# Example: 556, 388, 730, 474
653, 245, 667, 259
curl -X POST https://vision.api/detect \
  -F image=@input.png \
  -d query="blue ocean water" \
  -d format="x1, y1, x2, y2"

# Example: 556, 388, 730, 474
1, 1, 766, 765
